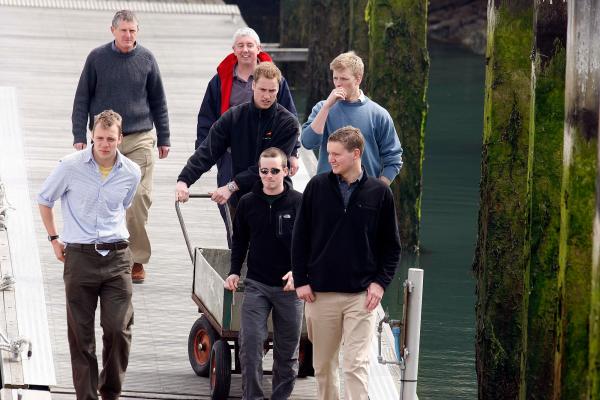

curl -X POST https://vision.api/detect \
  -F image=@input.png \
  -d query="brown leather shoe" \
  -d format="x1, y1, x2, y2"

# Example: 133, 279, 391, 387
132, 263, 145, 284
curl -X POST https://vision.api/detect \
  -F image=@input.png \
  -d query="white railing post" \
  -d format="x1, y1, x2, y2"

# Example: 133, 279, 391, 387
402, 268, 423, 400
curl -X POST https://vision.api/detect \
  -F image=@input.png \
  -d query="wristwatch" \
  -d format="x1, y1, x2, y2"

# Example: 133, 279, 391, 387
48, 234, 59, 242
226, 181, 238, 193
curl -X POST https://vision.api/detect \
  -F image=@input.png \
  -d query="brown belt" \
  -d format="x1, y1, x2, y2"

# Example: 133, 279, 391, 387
67, 242, 129, 251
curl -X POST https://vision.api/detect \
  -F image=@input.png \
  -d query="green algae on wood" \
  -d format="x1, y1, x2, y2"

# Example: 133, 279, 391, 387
525, 3, 567, 399
473, 1, 533, 398
556, 2, 600, 398
366, 0, 429, 251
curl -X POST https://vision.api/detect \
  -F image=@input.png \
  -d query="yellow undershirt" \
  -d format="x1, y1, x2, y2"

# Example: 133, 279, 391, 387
99, 165, 113, 180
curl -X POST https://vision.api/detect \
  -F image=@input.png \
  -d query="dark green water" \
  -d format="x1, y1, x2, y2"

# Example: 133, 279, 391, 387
381, 42, 484, 399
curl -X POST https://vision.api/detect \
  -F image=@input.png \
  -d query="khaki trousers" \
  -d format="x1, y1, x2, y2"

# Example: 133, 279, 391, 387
305, 292, 376, 400
118, 131, 155, 264
63, 246, 134, 400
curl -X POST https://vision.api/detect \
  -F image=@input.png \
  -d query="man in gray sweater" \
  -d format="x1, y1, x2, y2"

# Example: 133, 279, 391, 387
72, 10, 170, 283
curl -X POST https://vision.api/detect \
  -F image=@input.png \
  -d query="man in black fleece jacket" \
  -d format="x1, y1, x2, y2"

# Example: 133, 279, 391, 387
292, 126, 401, 400
225, 148, 303, 400
175, 62, 298, 210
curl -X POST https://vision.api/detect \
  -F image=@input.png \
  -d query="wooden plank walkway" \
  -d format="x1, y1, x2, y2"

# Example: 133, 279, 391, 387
0, 4, 319, 399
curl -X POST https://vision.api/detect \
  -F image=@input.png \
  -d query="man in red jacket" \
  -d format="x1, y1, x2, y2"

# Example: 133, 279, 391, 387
196, 27, 299, 247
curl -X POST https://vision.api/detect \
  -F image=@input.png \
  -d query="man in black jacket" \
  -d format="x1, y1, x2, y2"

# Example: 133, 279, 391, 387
225, 147, 303, 400
292, 126, 401, 400
175, 62, 299, 208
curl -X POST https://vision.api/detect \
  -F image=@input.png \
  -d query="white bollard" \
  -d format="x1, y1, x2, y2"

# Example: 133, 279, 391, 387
402, 268, 424, 400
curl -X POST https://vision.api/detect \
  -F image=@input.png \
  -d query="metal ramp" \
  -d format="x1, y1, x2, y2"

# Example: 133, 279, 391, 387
0, 87, 56, 397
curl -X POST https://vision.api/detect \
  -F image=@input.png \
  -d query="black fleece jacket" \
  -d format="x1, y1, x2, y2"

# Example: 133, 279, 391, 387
177, 100, 299, 196
230, 181, 302, 287
292, 171, 401, 293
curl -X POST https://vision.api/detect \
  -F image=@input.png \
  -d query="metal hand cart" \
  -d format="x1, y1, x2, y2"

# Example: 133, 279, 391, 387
176, 194, 313, 400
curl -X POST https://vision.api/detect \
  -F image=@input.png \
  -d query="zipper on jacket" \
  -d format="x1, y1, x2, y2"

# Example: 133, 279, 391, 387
278, 214, 283, 235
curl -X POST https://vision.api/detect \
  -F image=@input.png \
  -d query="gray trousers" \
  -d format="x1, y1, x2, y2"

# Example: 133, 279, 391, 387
64, 246, 134, 400
239, 278, 304, 400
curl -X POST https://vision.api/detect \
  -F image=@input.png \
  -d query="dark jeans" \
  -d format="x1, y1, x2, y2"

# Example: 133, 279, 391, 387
63, 245, 134, 400
239, 278, 304, 400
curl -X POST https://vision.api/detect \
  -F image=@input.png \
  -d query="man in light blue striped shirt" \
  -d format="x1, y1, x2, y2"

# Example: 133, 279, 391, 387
38, 110, 140, 400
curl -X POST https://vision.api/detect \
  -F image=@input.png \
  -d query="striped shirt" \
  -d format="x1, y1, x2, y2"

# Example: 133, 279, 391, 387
37, 146, 141, 244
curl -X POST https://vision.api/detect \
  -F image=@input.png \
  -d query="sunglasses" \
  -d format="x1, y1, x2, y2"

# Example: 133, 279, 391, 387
259, 167, 282, 175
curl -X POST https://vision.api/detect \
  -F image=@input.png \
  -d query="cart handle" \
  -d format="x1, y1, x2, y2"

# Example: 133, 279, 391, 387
175, 194, 233, 263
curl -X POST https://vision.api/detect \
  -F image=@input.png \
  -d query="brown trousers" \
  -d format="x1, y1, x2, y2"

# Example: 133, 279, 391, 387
118, 131, 155, 265
64, 246, 134, 400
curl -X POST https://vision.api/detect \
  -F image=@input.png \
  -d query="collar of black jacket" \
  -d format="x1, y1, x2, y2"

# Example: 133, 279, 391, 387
250, 178, 292, 197
328, 166, 369, 186
250, 99, 278, 118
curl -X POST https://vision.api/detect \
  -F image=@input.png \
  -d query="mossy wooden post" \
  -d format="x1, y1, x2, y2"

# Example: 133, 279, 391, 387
279, 0, 309, 48
556, 1, 600, 398
304, 0, 349, 118
525, 2, 567, 399
473, 1, 533, 398
349, 0, 370, 89
366, 0, 429, 251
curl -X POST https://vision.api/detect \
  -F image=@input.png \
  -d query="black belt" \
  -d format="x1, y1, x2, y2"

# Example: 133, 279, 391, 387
67, 242, 129, 251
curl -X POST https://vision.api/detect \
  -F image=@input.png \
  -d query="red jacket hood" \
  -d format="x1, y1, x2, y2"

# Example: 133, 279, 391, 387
216, 52, 273, 115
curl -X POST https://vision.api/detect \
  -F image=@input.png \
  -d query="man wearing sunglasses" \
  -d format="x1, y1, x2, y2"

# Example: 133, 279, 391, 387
224, 147, 303, 400
292, 126, 401, 400
176, 62, 299, 213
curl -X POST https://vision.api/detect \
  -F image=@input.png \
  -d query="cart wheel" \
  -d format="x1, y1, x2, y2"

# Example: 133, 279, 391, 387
210, 340, 232, 400
298, 338, 314, 378
188, 315, 218, 377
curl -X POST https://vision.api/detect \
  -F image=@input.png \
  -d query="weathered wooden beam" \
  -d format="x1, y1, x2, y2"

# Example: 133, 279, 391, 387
525, 2, 567, 399
473, 0, 533, 398
261, 44, 309, 62
366, 0, 429, 252
556, 1, 600, 398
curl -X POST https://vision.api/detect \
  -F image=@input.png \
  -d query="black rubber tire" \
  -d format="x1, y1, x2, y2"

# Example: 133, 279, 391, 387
210, 340, 232, 400
188, 315, 218, 377
298, 337, 315, 378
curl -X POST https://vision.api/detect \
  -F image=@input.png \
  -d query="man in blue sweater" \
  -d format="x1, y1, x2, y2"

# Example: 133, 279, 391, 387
301, 51, 403, 185
71, 10, 170, 283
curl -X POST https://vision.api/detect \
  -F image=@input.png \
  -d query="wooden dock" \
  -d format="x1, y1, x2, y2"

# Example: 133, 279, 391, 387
0, 3, 320, 399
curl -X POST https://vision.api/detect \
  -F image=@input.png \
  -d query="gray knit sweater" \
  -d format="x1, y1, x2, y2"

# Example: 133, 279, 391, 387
72, 42, 170, 146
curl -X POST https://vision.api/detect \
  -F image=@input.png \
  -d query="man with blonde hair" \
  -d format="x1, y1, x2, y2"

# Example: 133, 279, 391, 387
293, 126, 401, 400
302, 51, 403, 185
39, 110, 141, 400
176, 62, 299, 209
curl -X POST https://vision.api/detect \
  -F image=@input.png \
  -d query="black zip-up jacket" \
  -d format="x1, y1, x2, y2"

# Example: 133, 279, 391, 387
292, 171, 401, 292
230, 181, 302, 287
177, 100, 299, 197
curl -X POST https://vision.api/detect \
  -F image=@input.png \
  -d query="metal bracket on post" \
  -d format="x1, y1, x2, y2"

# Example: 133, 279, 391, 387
0, 330, 32, 361
377, 312, 405, 367
0, 274, 16, 291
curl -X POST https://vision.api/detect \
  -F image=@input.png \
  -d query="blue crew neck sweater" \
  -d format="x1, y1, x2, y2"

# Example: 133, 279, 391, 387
72, 42, 171, 146
301, 97, 403, 182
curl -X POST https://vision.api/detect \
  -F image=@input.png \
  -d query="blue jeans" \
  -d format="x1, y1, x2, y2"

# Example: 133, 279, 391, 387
239, 278, 304, 400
